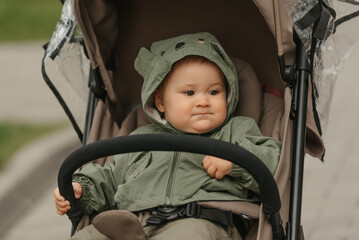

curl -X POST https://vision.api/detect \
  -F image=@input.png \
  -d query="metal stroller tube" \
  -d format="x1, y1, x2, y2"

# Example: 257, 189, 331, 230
58, 134, 282, 234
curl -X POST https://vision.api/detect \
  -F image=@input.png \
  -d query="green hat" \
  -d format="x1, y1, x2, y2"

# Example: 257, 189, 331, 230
134, 32, 239, 126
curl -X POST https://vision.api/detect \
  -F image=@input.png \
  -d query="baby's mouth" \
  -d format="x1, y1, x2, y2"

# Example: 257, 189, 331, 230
193, 112, 212, 116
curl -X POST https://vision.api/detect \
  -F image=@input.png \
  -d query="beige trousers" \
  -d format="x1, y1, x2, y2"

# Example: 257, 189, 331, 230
70, 211, 242, 240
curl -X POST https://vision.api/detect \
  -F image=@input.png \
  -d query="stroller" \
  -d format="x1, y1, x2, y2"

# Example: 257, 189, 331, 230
41, 0, 359, 239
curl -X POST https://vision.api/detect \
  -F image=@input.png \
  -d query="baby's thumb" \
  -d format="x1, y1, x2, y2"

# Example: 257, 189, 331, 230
72, 182, 83, 199
75, 192, 81, 199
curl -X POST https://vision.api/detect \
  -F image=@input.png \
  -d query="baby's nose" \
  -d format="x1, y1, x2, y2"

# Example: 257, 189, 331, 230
196, 95, 210, 107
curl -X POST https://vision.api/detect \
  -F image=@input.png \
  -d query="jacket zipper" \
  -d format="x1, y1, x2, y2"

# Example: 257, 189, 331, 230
165, 152, 179, 204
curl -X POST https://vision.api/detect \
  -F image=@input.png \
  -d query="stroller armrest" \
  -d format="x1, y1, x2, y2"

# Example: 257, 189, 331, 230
58, 134, 281, 230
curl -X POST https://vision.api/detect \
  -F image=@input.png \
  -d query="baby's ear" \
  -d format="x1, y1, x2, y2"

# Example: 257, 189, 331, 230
154, 90, 165, 113
134, 47, 155, 79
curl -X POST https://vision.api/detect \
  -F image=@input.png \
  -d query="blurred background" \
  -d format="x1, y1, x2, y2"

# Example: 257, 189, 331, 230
0, 0, 77, 239
0, 0, 358, 239
0, 0, 65, 155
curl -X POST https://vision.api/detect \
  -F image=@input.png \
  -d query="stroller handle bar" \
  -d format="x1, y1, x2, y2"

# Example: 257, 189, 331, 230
58, 134, 281, 229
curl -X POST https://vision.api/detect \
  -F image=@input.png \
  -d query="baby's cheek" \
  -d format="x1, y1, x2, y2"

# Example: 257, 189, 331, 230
177, 105, 191, 116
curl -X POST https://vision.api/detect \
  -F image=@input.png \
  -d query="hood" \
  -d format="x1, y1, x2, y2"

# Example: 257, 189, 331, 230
134, 32, 239, 133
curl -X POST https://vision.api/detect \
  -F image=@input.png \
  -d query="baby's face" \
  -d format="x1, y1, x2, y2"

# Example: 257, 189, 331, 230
155, 61, 227, 134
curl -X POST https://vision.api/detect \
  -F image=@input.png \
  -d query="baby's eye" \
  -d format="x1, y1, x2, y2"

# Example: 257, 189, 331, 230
208, 90, 219, 95
184, 91, 194, 96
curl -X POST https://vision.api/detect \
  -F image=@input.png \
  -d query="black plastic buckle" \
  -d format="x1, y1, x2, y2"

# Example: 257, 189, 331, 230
146, 215, 167, 225
147, 206, 186, 225
146, 203, 202, 226
184, 202, 201, 218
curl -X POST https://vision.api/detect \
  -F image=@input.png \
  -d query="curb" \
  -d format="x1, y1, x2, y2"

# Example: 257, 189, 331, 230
0, 128, 80, 235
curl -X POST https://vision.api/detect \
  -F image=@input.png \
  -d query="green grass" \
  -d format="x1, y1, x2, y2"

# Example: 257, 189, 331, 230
0, 121, 67, 170
0, 0, 62, 41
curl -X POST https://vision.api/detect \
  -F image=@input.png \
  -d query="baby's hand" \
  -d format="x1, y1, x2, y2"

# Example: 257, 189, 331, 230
53, 182, 83, 216
202, 156, 232, 179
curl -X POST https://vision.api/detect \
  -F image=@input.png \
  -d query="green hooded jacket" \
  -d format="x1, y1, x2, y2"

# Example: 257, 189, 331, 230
73, 32, 281, 215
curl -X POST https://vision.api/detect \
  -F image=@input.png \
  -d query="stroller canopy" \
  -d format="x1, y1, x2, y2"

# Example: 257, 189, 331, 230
43, 0, 358, 140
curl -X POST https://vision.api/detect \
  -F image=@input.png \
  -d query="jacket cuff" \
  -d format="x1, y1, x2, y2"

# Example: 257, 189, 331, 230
72, 175, 96, 215
230, 163, 246, 178
229, 164, 260, 195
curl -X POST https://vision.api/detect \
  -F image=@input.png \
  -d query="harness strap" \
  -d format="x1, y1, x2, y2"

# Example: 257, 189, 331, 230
295, 1, 335, 40
146, 202, 247, 238
146, 202, 233, 226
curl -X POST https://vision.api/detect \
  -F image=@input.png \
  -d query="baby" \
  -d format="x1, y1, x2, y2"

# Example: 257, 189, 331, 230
54, 32, 281, 240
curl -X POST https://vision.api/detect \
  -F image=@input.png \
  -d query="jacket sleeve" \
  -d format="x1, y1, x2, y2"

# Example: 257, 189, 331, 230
72, 154, 130, 215
229, 117, 281, 195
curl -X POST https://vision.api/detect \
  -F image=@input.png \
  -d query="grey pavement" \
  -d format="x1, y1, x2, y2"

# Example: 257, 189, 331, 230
0, 129, 78, 239
0, 37, 359, 240
0, 42, 79, 239
0, 42, 67, 123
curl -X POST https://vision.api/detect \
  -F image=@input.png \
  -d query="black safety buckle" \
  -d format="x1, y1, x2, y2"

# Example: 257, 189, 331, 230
184, 202, 201, 218
146, 203, 202, 225
146, 206, 186, 225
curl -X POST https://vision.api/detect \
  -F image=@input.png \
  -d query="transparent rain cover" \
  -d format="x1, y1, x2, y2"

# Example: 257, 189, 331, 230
43, 0, 89, 137
284, 0, 359, 133
46, 0, 77, 60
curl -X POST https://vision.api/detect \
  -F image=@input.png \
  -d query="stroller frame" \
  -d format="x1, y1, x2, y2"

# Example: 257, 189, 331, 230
43, 0, 357, 239
287, 42, 309, 240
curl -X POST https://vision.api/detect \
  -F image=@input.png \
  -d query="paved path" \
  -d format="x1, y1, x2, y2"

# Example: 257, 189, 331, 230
0, 41, 66, 122
0, 42, 76, 239
1, 31, 359, 240
0, 172, 72, 240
